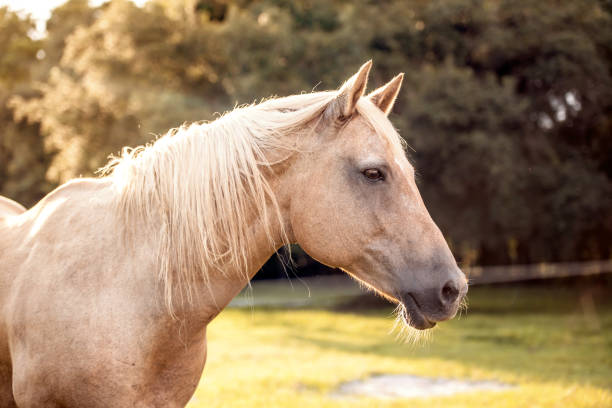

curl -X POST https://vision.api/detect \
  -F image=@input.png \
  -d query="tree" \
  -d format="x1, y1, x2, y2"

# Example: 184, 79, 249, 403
7, 0, 612, 264
0, 7, 53, 207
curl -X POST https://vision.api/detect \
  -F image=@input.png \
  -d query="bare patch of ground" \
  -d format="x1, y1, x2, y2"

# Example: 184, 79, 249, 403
333, 374, 515, 399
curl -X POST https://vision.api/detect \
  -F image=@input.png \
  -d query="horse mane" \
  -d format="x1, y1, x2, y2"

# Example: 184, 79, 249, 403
100, 90, 404, 315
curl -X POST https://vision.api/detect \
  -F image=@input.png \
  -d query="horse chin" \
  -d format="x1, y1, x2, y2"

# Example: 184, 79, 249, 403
400, 295, 437, 330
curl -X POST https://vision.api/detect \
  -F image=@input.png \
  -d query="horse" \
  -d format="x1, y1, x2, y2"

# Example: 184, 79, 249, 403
0, 61, 467, 407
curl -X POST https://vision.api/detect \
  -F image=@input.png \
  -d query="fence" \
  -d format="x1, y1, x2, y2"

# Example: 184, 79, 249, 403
465, 260, 612, 285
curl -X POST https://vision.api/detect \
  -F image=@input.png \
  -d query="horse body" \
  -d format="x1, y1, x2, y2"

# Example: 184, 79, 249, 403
1, 177, 287, 406
0, 62, 467, 407
1, 181, 216, 406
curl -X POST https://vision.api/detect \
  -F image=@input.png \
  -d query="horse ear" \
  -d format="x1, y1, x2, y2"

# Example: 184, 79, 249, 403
333, 60, 372, 119
367, 73, 404, 115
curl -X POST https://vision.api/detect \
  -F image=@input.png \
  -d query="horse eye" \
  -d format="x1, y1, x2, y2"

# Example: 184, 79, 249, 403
363, 168, 384, 181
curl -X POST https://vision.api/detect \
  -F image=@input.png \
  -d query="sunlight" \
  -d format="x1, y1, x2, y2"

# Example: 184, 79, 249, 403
0, 0, 147, 38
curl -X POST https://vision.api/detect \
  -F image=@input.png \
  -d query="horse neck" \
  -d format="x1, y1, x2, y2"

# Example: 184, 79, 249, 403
172, 167, 293, 325
133, 126, 298, 323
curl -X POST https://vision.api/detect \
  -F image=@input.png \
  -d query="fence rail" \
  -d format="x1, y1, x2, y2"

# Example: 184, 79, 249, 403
465, 260, 612, 285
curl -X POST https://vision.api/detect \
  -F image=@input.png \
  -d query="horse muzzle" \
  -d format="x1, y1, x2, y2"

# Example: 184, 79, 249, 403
399, 275, 468, 330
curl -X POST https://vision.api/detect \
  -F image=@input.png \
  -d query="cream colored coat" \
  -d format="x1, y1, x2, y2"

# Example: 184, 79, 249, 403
0, 62, 466, 407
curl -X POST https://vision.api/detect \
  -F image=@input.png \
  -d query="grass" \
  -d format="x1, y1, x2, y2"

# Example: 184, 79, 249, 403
187, 275, 612, 407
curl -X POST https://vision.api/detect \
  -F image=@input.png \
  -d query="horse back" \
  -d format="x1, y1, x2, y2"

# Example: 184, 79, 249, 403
0, 196, 25, 304
0, 196, 26, 218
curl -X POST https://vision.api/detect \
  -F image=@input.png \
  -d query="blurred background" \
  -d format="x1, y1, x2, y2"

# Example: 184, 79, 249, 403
0, 0, 610, 407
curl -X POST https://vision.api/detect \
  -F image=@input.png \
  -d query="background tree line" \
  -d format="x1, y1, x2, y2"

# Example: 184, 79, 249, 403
1, 0, 611, 269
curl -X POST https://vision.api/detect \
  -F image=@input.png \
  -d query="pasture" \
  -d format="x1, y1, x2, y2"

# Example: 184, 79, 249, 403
187, 275, 612, 408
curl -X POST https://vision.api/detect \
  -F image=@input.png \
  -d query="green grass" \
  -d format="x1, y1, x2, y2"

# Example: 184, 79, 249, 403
187, 276, 612, 407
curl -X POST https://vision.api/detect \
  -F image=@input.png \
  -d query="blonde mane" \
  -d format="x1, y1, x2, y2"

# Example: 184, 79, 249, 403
101, 90, 404, 315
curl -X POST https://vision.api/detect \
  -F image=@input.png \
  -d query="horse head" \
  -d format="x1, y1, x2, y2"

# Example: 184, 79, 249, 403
287, 62, 467, 329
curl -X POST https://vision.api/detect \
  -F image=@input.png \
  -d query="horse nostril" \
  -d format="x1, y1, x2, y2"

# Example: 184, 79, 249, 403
441, 280, 460, 305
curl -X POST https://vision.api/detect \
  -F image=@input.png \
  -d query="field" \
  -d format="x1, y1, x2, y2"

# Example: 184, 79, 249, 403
187, 275, 612, 407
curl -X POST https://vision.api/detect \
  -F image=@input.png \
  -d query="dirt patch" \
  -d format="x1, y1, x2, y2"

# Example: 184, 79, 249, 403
333, 374, 515, 399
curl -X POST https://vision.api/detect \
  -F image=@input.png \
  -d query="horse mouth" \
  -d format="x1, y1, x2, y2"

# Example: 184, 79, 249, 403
401, 294, 436, 330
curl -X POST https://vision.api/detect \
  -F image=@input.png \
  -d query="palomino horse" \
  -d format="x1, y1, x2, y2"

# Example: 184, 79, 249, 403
0, 61, 467, 407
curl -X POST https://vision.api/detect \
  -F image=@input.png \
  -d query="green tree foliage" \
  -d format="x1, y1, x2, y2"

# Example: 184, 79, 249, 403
41, 0, 96, 72
368, 0, 612, 263
0, 7, 54, 207
4, 0, 612, 264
